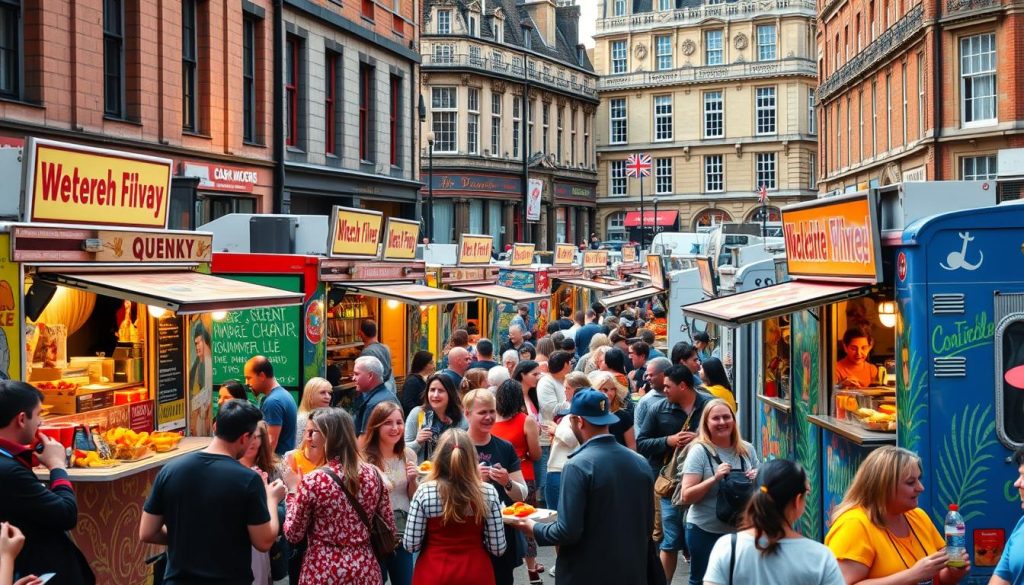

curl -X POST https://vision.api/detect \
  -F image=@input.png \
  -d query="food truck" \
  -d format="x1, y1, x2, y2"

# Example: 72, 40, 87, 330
8, 138, 303, 584
682, 183, 1021, 578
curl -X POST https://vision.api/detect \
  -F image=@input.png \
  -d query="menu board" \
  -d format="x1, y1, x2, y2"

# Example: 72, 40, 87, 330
155, 314, 186, 431
212, 275, 302, 388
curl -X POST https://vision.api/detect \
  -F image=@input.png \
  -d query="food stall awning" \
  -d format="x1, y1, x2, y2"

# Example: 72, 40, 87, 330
682, 281, 872, 327
623, 210, 678, 227
451, 284, 549, 303
345, 283, 479, 306
626, 272, 652, 282
557, 278, 634, 293
37, 271, 303, 314
598, 286, 665, 307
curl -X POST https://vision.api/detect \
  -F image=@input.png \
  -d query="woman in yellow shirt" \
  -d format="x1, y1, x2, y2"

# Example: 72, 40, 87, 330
825, 446, 970, 584
699, 357, 737, 412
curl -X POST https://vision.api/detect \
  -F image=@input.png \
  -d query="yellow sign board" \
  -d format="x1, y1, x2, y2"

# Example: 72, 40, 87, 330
647, 254, 666, 290
782, 193, 881, 283
382, 218, 419, 261
554, 244, 577, 266
510, 243, 535, 266
0, 234, 20, 381
95, 230, 212, 263
583, 250, 608, 269
458, 234, 493, 265
25, 138, 172, 228
329, 206, 383, 258
622, 245, 637, 263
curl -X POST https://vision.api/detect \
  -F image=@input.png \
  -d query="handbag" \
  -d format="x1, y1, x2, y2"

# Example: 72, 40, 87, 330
700, 445, 754, 526
322, 467, 398, 561
654, 411, 696, 498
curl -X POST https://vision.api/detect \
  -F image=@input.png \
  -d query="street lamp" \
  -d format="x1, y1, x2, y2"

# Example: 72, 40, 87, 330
652, 197, 659, 239
426, 131, 435, 242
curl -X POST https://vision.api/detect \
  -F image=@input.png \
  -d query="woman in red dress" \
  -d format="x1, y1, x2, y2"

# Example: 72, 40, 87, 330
283, 408, 396, 585
403, 428, 507, 585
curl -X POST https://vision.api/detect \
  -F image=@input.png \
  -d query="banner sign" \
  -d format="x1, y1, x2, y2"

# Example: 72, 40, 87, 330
526, 178, 543, 222
583, 250, 608, 269
782, 192, 882, 283
458, 234, 493, 266
382, 218, 419, 261
328, 206, 383, 259
95, 231, 213, 263
510, 243, 535, 266
24, 138, 173, 229
180, 161, 260, 193
622, 245, 637, 263
554, 244, 577, 266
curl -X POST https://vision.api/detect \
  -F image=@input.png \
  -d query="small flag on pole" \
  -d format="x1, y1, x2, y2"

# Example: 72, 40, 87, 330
758, 184, 769, 205
625, 153, 652, 178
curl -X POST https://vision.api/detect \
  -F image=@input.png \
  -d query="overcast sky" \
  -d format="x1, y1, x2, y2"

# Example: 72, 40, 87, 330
579, 1, 596, 47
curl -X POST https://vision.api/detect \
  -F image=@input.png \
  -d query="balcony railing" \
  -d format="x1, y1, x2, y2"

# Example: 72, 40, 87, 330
816, 3, 924, 102
422, 53, 598, 98
597, 58, 816, 91
596, 0, 816, 33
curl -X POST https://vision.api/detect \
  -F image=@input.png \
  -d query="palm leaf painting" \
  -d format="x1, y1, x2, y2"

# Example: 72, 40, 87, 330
898, 351, 927, 451
931, 403, 997, 524
792, 309, 822, 540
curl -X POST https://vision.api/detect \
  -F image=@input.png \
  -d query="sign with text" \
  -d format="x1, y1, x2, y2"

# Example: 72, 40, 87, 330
95, 231, 213, 263
180, 161, 260, 193
526, 179, 543, 222
583, 250, 608, 269
154, 314, 186, 432
553, 181, 597, 201
25, 138, 172, 228
696, 256, 718, 297
782, 192, 882, 283
382, 218, 419, 261
554, 244, 577, 266
621, 245, 637, 263
647, 253, 666, 291
510, 243, 535, 266
431, 173, 522, 195
458, 234, 493, 266
328, 206, 383, 258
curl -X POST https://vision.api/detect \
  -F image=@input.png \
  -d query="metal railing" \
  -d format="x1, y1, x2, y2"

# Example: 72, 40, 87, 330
597, 58, 816, 90
422, 53, 598, 98
596, 0, 816, 33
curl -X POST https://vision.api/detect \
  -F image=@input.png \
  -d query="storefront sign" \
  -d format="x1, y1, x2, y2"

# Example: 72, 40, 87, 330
328, 206, 383, 259
441, 266, 494, 283
431, 173, 522, 195
583, 250, 608, 269
622, 245, 637, 263
782, 192, 882, 283
180, 161, 260, 193
647, 254, 666, 290
382, 218, 419, 261
458, 234, 493, 266
696, 256, 718, 297
527, 179, 543, 222
24, 138, 172, 229
213, 303, 300, 387
510, 243, 535, 266
553, 181, 597, 201
155, 314, 186, 432
554, 244, 577, 266
0, 234, 20, 381
94, 230, 213, 263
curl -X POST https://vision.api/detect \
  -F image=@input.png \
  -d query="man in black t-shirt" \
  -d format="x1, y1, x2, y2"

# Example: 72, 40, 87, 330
140, 401, 286, 585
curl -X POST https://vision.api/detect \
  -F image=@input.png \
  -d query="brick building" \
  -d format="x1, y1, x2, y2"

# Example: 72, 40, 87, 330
816, 0, 1024, 197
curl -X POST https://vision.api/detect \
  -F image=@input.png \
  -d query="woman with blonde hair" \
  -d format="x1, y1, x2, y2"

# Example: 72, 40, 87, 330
575, 333, 611, 374
587, 370, 635, 450
295, 377, 333, 446
459, 368, 489, 397
403, 428, 506, 585
678, 398, 759, 585
825, 445, 970, 584
283, 408, 396, 585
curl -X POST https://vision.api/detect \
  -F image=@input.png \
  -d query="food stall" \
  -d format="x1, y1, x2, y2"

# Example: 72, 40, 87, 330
549, 244, 634, 326
10, 138, 303, 584
615, 244, 642, 280
597, 252, 668, 312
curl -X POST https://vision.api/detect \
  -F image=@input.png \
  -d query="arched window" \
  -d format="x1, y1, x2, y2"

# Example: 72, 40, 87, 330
746, 206, 782, 223
692, 208, 732, 230
606, 212, 627, 240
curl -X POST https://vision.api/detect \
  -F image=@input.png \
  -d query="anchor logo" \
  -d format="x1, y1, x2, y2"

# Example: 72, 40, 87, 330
940, 232, 984, 271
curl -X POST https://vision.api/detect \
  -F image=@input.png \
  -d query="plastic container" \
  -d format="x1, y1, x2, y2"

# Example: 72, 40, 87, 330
945, 504, 967, 568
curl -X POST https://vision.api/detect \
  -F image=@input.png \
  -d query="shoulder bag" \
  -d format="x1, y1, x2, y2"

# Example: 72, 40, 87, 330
699, 444, 755, 526
322, 467, 398, 561
653, 410, 695, 498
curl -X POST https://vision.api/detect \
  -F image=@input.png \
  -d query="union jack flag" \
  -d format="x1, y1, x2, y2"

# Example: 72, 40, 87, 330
625, 153, 652, 178
758, 184, 769, 205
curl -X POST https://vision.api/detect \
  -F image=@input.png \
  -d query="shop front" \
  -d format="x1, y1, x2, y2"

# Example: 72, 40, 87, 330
623, 210, 679, 245
176, 160, 267, 229
552, 180, 597, 246
283, 165, 420, 221
548, 244, 634, 324
427, 172, 521, 246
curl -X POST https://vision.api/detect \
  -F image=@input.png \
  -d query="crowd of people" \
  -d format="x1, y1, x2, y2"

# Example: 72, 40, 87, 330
2, 303, 1024, 585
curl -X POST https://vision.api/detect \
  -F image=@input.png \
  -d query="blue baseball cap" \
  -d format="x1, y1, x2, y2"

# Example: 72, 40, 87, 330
556, 388, 619, 426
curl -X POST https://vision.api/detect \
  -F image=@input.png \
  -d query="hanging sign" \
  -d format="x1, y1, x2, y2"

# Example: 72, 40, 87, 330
526, 179, 543, 222
94, 231, 213, 263
458, 234, 493, 266
382, 218, 419, 261
328, 206, 383, 259
583, 250, 608, 269
622, 245, 638, 263
782, 192, 882, 283
554, 243, 577, 266
510, 243, 535, 266
647, 253, 666, 290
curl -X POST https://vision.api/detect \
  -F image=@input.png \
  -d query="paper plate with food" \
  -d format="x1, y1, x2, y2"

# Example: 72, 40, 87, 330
417, 461, 433, 476
501, 502, 556, 524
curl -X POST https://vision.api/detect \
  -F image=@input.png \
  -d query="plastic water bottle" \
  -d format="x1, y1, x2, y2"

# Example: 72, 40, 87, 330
944, 504, 967, 568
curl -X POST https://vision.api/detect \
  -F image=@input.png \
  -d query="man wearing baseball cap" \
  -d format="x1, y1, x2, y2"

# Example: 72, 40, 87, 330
512, 389, 658, 585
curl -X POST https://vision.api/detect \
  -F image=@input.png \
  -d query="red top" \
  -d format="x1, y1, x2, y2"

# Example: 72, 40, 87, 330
491, 413, 534, 481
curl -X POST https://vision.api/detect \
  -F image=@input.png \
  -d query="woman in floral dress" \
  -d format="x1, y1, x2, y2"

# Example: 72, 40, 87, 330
283, 408, 396, 585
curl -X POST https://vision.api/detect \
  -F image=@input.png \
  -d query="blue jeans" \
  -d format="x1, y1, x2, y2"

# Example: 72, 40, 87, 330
545, 471, 562, 511
659, 497, 687, 552
382, 544, 413, 585
685, 523, 727, 585
536, 445, 550, 505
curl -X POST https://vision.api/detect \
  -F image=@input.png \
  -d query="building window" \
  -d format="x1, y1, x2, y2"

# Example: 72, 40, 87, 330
809, 153, 817, 190
846, 96, 852, 166
491, 93, 502, 157
901, 63, 908, 145
658, 0, 672, 9
961, 155, 997, 180
182, 0, 199, 131
0, 0, 20, 98
960, 33, 996, 126
494, 20, 504, 43
808, 90, 816, 134
918, 52, 926, 139
609, 98, 627, 144
756, 152, 776, 190
704, 155, 724, 192
469, 45, 481, 65
570, 110, 577, 165
611, 40, 627, 74
528, 100, 534, 152
607, 211, 626, 240
432, 43, 454, 64
756, 24, 776, 61
389, 74, 400, 165
103, 0, 125, 117
468, 14, 477, 36
654, 95, 672, 141
542, 103, 549, 155
705, 30, 723, 65
325, 51, 340, 156
242, 16, 258, 143
871, 80, 878, 156
704, 90, 723, 138
836, 103, 842, 166
284, 35, 301, 147
467, 87, 479, 155
437, 10, 453, 35
492, 51, 504, 68
610, 160, 627, 196
655, 158, 673, 194
359, 63, 374, 161
362, 0, 374, 20
859, 89, 865, 160
512, 95, 521, 158
613, 0, 626, 16
885, 72, 892, 150
656, 35, 673, 70
584, 114, 590, 167
431, 87, 457, 153
556, 107, 564, 163
755, 87, 776, 135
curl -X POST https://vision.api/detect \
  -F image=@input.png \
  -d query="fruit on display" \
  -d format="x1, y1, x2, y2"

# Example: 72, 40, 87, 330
72, 449, 118, 468
502, 502, 537, 518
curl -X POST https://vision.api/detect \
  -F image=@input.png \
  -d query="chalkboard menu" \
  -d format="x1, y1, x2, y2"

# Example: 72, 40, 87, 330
212, 275, 302, 388
155, 314, 186, 431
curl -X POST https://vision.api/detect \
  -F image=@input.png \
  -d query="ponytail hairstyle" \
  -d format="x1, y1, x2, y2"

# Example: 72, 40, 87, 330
429, 428, 487, 525
744, 459, 808, 556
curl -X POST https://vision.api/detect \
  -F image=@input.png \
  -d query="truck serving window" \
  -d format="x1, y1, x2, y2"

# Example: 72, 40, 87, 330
996, 318, 1024, 448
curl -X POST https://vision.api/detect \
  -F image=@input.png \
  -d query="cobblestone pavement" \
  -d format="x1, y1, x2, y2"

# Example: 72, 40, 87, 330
512, 546, 692, 584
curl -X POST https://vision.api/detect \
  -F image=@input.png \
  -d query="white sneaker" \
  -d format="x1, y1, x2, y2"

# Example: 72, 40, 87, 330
549, 567, 556, 577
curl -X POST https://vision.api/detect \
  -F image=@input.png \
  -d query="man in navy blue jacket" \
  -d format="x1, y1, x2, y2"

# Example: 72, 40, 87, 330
0, 380, 93, 585
513, 389, 656, 585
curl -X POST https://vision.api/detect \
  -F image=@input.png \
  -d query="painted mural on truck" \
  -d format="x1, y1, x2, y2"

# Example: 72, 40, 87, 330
791, 308, 823, 540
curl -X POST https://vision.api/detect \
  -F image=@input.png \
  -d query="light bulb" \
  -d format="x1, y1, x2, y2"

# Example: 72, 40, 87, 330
212, 311, 228, 321
148, 305, 168, 318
